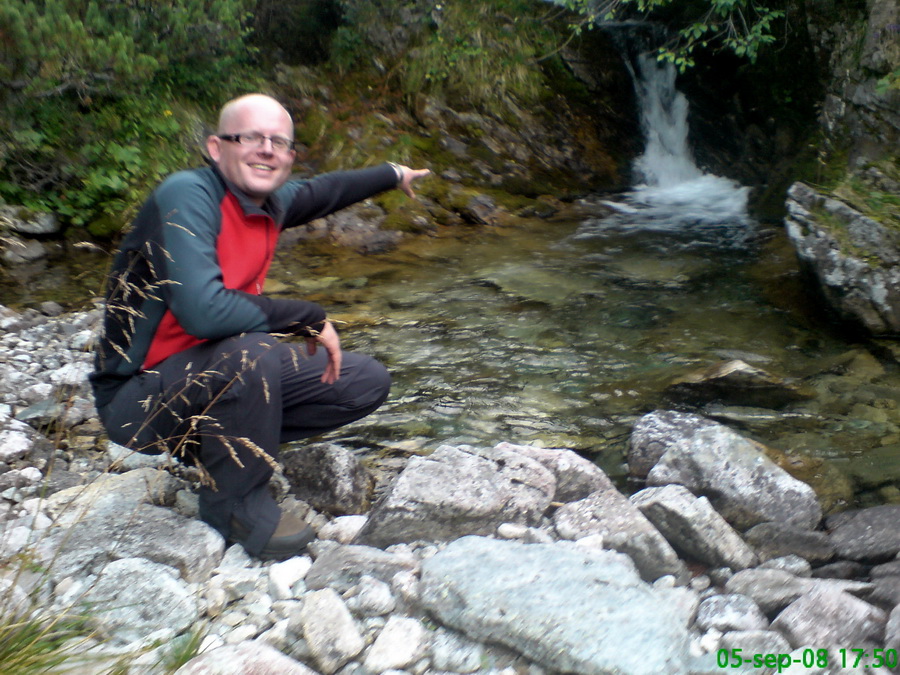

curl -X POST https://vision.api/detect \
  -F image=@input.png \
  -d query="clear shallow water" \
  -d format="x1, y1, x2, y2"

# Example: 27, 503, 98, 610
3, 197, 899, 508
267, 197, 900, 509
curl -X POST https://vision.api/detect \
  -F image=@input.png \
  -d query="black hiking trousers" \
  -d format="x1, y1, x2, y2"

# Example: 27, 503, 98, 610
97, 332, 391, 554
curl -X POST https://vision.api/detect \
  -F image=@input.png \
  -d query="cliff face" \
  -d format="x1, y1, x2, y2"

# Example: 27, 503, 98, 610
805, 0, 899, 165
784, 0, 900, 336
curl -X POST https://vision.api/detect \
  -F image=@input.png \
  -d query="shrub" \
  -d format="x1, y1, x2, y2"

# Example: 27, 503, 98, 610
0, 0, 258, 235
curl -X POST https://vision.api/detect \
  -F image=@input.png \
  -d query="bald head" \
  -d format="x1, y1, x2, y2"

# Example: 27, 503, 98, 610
207, 93, 297, 205
217, 94, 293, 135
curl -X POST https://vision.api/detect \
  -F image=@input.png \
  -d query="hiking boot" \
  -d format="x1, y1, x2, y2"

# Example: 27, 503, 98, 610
230, 510, 315, 561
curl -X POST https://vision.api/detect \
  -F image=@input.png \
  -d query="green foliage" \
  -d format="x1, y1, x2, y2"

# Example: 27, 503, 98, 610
329, 25, 368, 76
399, 0, 556, 115
0, 0, 261, 235
562, 0, 785, 71
877, 67, 900, 94
0, 94, 203, 236
0, 604, 95, 674
327, 0, 402, 76
155, 625, 207, 673
0, 0, 255, 98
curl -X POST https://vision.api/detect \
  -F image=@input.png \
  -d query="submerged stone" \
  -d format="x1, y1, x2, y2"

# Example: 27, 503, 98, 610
664, 359, 814, 409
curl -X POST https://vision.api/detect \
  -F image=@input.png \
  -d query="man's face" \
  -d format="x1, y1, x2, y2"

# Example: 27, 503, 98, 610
206, 98, 296, 205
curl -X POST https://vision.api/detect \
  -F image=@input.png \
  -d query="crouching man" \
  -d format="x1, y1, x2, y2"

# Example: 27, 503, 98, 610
90, 93, 429, 559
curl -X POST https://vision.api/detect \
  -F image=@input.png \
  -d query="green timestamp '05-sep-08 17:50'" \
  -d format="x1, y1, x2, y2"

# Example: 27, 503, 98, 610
717, 647, 898, 672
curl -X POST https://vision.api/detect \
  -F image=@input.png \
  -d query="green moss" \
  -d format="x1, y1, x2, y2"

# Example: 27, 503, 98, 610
839, 179, 900, 228
480, 188, 537, 212
296, 105, 330, 148
808, 202, 886, 268
793, 139, 851, 191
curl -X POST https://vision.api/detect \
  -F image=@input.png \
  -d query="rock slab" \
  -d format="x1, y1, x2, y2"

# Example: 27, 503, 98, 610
420, 535, 692, 675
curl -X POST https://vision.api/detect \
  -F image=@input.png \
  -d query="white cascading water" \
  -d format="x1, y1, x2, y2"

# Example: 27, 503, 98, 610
625, 52, 751, 227
631, 52, 700, 187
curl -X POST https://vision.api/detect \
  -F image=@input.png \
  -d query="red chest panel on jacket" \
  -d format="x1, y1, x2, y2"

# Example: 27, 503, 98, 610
142, 193, 278, 370
218, 192, 277, 293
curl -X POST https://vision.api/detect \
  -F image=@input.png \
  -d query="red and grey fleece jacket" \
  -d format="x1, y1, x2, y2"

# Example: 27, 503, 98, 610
90, 161, 399, 409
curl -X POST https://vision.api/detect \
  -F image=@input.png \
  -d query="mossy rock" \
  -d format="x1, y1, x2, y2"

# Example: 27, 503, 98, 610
766, 446, 855, 514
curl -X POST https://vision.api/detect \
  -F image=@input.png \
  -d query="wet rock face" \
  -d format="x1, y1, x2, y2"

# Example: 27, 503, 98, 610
785, 182, 900, 336
805, 0, 900, 164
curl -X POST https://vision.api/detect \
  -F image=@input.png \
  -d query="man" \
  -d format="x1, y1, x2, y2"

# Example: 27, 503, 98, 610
90, 93, 429, 560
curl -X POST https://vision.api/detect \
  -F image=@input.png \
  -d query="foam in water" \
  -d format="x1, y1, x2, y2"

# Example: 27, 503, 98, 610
627, 52, 750, 226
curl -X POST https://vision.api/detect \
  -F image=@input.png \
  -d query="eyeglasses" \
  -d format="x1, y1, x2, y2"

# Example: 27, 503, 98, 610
218, 132, 294, 153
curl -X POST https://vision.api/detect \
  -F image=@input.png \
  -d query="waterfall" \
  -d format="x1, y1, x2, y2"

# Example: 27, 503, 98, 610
631, 52, 701, 188
608, 26, 752, 227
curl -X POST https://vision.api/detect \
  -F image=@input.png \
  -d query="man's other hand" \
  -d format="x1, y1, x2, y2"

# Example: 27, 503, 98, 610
306, 320, 342, 384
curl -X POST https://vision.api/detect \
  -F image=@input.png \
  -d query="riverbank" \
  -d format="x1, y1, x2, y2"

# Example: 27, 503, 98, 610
1, 303, 900, 674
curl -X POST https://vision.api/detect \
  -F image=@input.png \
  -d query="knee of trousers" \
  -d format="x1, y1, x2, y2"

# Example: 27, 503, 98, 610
348, 357, 392, 413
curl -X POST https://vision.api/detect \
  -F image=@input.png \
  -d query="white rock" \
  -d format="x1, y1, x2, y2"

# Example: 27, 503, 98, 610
268, 555, 312, 600
497, 522, 530, 539
47, 361, 92, 386
345, 575, 396, 616
363, 616, 428, 672
0, 427, 33, 462
318, 514, 368, 543
300, 588, 365, 674
224, 624, 260, 644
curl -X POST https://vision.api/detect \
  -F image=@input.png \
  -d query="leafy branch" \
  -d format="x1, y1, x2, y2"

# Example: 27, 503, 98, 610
560, 0, 785, 70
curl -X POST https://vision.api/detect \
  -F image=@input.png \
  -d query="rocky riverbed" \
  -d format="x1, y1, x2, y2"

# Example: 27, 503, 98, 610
1, 304, 900, 675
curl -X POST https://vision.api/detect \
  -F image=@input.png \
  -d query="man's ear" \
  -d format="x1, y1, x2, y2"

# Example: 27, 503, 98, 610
206, 135, 222, 161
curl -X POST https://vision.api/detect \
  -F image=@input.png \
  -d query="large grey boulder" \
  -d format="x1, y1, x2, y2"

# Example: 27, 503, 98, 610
785, 181, 900, 336
725, 567, 874, 616
354, 444, 555, 548
630, 484, 758, 570
826, 504, 900, 563
420, 536, 694, 675
33, 469, 222, 584
281, 442, 373, 515
743, 521, 836, 564
887, 605, 900, 652
493, 442, 616, 502
43, 468, 183, 524
724, 568, 815, 615
771, 586, 887, 649
305, 543, 419, 593
78, 557, 199, 646
639, 413, 821, 530
0, 205, 60, 235
628, 409, 718, 479
553, 488, 688, 582
38, 501, 225, 584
